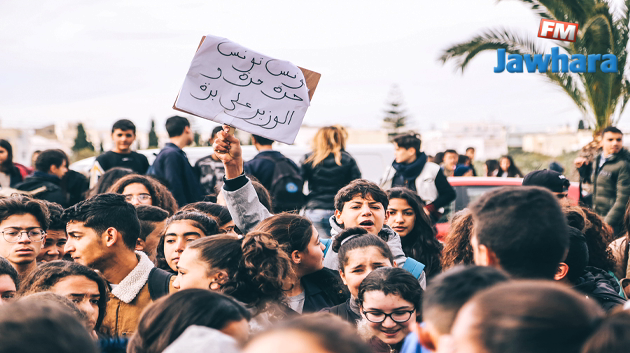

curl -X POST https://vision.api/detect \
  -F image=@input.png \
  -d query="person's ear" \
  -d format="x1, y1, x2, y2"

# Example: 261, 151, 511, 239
475, 244, 500, 268
209, 270, 229, 291
104, 228, 119, 247
417, 325, 437, 352
334, 209, 344, 226
554, 263, 570, 281
291, 250, 302, 266
135, 238, 145, 252
339, 269, 347, 286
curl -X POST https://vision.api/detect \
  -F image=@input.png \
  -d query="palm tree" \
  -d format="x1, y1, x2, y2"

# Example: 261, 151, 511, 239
440, 0, 630, 136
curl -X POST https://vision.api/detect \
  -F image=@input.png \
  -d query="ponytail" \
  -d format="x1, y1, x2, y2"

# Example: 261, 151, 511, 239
333, 227, 393, 272
188, 233, 293, 309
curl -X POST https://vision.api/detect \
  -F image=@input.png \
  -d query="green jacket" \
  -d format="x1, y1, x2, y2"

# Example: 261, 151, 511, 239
590, 149, 630, 229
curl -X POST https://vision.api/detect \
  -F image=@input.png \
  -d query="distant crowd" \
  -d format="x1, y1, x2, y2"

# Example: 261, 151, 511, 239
0, 118, 629, 353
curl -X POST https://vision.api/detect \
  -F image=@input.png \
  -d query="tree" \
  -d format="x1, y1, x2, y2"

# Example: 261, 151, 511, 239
72, 123, 94, 152
382, 84, 410, 137
440, 1, 630, 135
148, 119, 159, 148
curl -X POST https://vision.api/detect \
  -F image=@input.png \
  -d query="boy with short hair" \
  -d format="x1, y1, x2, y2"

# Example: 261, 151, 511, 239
0, 195, 49, 280
36, 201, 67, 263
402, 265, 510, 353
134, 205, 169, 261
16, 149, 69, 207
62, 193, 174, 337
469, 186, 570, 279
91, 119, 149, 187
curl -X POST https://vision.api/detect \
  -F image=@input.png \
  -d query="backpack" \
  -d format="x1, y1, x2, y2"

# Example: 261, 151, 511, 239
259, 155, 305, 212
147, 267, 173, 301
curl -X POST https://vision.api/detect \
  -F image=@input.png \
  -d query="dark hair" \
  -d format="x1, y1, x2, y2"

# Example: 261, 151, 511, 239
358, 267, 423, 320
252, 134, 274, 146
423, 265, 509, 334
250, 178, 273, 212
155, 211, 220, 271
0, 300, 98, 353
0, 139, 15, 173
18, 261, 108, 330
109, 174, 178, 215
499, 155, 523, 177
0, 195, 50, 231
564, 227, 589, 282
334, 179, 388, 211
35, 149, 68, 173
165, 116, 190, 137
387, 188, 442, 278
127, 289, 250, 353
441, 209, 475, 270
602, 126, 623, 136
457, 155, 470, 165
0, 257, 18, 291
180, 202, 232, 227
41, 201, 65, 231
579, 206, 616, 273
88, 167, 136, 198
111, 119, 136, 134
581, 310, 630, 353
254, 213, 313, 255
466, 147, 475, 153
20, 292, 89, 329
444, 149, 458, 156
187, 233, 293, 310
393, 133, 421, 154
247, 313, 372, 353
485, 159, 499, 176
61, 193, 140, 250
459, 281, 603, 353
470, 186, 569, 279
433, 152, 444, 165
135, 205, 169, 242
332, 227, 394, 272
211, 126, 223, 139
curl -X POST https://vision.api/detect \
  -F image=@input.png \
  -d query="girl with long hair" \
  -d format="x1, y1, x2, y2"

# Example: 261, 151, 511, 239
108, 174, 178, 215
386, 188, 442, 279
0, 139, 23, 188
301, 125, 361, 238
498, 155, 523, 178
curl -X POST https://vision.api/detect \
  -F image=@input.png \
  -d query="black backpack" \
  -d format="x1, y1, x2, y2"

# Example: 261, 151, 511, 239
259, 155, 305, 212
147, 267, 173, 301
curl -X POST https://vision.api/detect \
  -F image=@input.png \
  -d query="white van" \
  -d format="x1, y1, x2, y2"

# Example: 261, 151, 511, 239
70, 144, 396, 184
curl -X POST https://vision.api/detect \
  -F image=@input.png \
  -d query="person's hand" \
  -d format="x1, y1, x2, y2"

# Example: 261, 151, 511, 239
213, 124, 243, 178
574, 157, 589, 168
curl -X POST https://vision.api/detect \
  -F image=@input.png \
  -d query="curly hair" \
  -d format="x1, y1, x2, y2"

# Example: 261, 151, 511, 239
187, 232, 293, 311
108, 174, 178, 215
441, 209, 475, 270
387, 188, 442, 278
17, 260, 109, 330
577, 206, 616, 273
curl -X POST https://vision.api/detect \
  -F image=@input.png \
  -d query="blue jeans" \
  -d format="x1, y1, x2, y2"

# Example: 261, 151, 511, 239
304, 209, 335, 239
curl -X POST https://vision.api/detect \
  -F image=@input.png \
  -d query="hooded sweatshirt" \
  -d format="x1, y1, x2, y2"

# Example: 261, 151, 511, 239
573, 266, 626, 311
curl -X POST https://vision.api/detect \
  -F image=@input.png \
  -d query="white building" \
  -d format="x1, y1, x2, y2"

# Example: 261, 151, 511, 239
522, 128, 593, 156
420, 122, 508, 160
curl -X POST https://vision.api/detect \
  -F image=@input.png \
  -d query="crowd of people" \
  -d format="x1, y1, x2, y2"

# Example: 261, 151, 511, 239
0, 117, 630, 353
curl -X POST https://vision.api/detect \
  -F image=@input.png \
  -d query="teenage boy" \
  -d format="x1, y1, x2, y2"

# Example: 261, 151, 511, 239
36, 201, 67, 262
151, 116, 202, 207
62, 193, 174, 337
380, 134, 455, 222
465, 147, 477, 176
469, 186, 570, 279
195, 126, 226, 200
244, 134, 299, 192
441, 150, 459, 177
91, 119, 149, 187
212, 125, 407, 271
16, 149, 69, 207
134, 205, 169, 262
405, 266, 510, 353
0, 195, 49, 280
575, 126, 630, 235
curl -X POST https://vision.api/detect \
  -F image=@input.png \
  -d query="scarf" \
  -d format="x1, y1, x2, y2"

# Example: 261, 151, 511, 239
392, 153, 427, 190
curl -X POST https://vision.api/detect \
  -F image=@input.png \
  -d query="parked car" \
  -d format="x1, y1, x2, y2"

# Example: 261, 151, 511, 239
70, 144, 395, 184
435, 177, 580, 241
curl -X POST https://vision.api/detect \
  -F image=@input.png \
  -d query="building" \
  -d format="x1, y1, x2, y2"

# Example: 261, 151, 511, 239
420, 122, 508, 160
522, 128, 593, 156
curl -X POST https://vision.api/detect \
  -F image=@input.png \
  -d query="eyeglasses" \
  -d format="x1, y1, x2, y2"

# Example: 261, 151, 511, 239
124, 194, 152, 202
362, 308, 416, 324
2, 228, 46, 243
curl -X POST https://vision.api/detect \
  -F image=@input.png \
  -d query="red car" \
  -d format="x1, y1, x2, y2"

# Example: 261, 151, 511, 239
435, 177, 580, 241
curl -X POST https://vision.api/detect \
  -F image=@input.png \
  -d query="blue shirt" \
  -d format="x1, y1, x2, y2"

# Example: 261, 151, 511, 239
400, 332, 432, 353
151, 143, 202, 206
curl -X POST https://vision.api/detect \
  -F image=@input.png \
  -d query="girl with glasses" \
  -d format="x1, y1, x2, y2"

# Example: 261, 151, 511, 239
108, 174, 178, 215
357, 267, 423, 353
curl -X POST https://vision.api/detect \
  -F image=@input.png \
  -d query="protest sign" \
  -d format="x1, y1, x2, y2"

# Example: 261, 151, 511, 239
174, 35, 320, 144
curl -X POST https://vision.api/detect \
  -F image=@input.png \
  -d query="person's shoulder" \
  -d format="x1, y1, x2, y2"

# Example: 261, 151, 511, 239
95, 151, 115, 162
130, 151, 148, 160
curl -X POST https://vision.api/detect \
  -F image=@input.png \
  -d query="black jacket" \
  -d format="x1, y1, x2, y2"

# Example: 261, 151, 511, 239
15, 172, 68, 207
151, 143, 202, 207
301, 268, 349, 313
322, 298, 361, 325
573, 266, 626, 311
1, 165, 23, 187
301, 151, 362, 210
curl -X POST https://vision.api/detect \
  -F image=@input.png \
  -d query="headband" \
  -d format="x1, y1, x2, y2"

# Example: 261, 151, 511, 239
340, 233, 361, 247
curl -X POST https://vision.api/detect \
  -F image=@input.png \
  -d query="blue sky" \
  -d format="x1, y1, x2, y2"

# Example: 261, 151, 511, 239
1, 0, 626, 133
